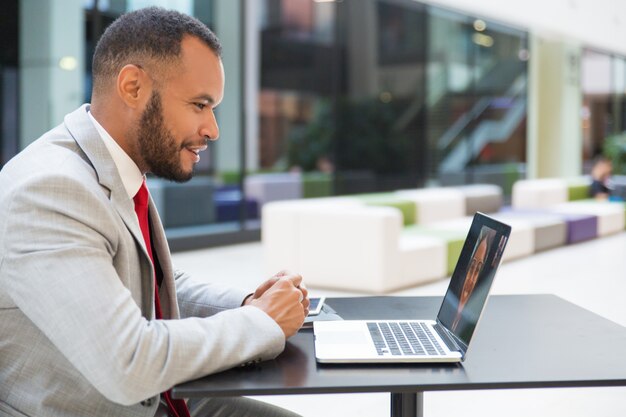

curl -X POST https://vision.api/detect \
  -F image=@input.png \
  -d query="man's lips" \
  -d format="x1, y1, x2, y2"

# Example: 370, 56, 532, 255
185, 144, 208, 155
183, 143, 208, 163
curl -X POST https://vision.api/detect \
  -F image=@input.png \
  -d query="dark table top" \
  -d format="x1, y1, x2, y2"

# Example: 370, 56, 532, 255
172, 294, 626, 398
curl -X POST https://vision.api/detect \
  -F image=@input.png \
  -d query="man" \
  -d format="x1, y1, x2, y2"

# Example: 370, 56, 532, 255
589, 155, 613, 200
0, 7, 308, 417
451, 227, 494, 332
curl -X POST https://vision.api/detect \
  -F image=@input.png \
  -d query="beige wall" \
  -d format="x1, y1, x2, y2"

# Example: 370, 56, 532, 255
527, 36, 583, 178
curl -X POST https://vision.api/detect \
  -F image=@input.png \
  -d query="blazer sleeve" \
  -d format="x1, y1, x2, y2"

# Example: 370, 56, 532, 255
0, 172, 285, 406
173, 269, 251, 318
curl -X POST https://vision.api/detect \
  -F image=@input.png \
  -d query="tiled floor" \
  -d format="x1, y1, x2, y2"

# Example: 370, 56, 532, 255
172, 232, 626, 417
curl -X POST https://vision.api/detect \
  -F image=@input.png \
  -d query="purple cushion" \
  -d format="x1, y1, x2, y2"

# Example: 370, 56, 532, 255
559, 213, 598, 243
499, 206, 597, 243
214, 189, 259, 222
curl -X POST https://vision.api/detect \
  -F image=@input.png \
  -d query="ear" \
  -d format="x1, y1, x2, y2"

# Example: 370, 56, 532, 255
116, 64, 151, 109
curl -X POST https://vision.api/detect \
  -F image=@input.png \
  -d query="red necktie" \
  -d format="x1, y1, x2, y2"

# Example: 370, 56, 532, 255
133, 179, 191, 417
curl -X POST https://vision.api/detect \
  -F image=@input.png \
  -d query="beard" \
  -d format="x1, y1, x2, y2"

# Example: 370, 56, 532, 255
136, 90, 194, 183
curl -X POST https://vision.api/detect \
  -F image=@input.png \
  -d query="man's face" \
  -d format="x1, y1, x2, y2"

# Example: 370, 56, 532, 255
460, 237, 487, 305
135, 36, 224, 182
136, 90, 190, 182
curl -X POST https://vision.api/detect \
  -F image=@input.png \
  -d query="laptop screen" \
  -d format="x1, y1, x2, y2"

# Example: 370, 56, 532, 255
436, 213, 511, 351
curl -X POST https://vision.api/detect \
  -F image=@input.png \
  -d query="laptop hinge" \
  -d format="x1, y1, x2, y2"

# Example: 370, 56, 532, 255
434, 322, 462, 353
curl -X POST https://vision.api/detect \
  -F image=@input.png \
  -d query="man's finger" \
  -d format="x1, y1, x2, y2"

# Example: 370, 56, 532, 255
282, 273, 303, 287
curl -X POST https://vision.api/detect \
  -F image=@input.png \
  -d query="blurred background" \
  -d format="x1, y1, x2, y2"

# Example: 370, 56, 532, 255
2, 0, 625, 251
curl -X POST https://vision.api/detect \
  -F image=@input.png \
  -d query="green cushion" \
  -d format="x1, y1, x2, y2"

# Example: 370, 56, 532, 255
302, 172, 333, 198
503, 163, 522, 196
357, 194, 417, 226
568, 184, 589, 201
403, 226, 466, 274
219, 171, 241, 185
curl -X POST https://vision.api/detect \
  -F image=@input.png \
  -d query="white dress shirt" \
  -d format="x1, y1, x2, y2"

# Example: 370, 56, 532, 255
88, 110, 144, 199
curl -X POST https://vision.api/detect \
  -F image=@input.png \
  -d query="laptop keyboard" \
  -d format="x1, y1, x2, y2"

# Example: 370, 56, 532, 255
367, 322, 446, 356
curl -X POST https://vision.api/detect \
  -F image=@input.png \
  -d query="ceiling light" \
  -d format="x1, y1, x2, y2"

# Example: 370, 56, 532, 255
473, 19, 487, 32
59, 56, 78, 71
379, 91, 392, 103
472, 33, 494, 48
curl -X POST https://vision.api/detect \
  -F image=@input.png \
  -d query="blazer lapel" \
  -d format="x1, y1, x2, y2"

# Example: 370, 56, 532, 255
148, 199, 180, 320
63, 104, 155, 317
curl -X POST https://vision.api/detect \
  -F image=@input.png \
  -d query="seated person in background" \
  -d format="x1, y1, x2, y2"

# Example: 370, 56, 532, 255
589, 156, 613, 200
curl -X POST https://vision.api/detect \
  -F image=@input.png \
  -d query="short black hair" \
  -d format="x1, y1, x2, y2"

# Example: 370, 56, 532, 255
92, 7, 221, 94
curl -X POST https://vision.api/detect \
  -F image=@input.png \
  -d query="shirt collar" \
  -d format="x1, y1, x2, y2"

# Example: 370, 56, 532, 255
88, 111, 144, 199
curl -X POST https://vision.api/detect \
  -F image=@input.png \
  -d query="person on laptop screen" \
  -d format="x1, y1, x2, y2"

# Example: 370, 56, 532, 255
443, 225, 507, 343
451, 227, 497, 332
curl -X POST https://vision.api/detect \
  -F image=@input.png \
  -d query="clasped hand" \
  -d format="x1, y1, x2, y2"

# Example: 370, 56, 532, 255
245, 270, 309, 338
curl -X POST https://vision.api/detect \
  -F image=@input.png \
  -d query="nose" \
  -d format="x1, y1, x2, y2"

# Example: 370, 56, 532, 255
200, 109, 220, 141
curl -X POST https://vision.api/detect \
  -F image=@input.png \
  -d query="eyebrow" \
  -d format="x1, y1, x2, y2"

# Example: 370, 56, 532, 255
190, 94, 216, 105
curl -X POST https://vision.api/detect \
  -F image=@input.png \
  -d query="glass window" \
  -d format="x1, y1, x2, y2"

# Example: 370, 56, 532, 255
257, 0, 429, 197
428, 7, 528, 195
255, 0, 528, 203
611, 57, 626, 135
0, 0, 18, 168
6, 0, 534, 248
582, 50, 626, 175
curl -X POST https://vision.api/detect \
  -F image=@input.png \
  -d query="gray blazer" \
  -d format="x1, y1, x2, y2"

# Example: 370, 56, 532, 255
0, 105, 284, 417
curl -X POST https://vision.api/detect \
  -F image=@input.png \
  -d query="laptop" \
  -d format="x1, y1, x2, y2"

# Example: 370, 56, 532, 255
313, 212, 511, 363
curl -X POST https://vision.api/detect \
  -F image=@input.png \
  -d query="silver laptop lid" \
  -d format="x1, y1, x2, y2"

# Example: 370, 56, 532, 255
436, 212, 511, 358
